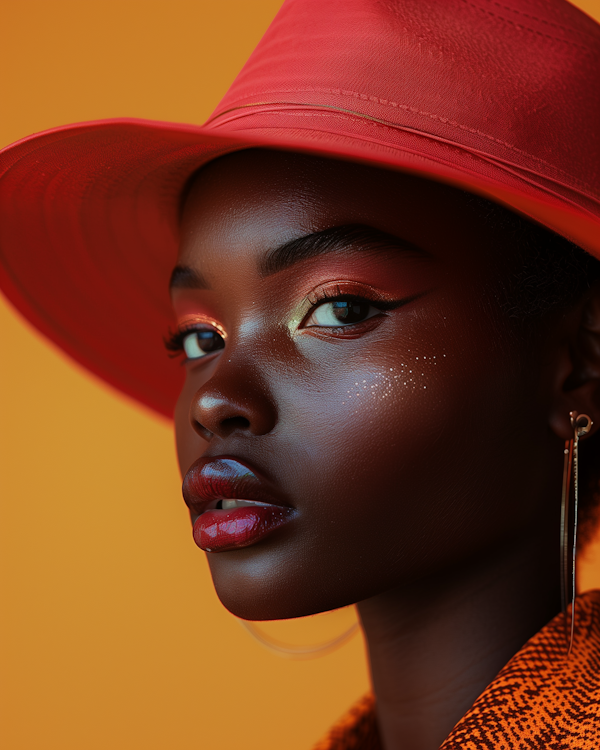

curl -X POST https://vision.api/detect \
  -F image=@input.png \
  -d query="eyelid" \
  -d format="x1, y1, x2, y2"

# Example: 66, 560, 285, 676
305, 280, 397, 307
177, 314, 227, 338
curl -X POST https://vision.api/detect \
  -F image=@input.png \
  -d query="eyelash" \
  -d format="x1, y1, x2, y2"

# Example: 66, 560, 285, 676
164, 326, 191, 357
306, 288, 398, 313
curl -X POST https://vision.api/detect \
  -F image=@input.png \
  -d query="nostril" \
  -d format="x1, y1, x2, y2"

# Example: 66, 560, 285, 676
191, 415, 251, 441
221, 416, 251, 434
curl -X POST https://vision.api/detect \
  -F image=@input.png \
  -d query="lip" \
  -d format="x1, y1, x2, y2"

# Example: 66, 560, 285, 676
182, 456, 295, 552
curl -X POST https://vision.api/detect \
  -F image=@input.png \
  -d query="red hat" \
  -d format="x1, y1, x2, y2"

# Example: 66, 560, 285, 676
1, 0, 599, 419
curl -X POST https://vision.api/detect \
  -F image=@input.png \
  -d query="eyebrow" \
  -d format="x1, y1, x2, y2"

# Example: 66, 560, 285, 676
169, 265, 210, 291
169, 224, 428, 291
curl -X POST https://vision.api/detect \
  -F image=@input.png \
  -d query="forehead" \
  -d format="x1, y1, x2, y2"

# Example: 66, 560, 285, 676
177, 148, 511, 275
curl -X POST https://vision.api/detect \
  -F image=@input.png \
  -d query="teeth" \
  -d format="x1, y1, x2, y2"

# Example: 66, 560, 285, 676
219, 499, 270, 510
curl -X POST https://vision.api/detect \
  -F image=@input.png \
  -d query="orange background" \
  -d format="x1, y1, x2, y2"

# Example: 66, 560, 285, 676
1, 2, 600, 748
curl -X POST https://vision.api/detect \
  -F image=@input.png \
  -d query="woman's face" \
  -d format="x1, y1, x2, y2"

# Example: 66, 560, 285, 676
172, 149, 559, 621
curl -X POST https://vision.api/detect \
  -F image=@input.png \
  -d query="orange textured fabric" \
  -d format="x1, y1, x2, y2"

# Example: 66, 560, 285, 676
314, 590, 600, 749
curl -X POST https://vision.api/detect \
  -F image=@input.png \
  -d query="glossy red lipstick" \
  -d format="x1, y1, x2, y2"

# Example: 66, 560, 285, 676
182, 457, 294, 552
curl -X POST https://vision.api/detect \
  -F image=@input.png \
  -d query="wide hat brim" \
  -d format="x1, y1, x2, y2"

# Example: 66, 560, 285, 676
2, 0, 599, 419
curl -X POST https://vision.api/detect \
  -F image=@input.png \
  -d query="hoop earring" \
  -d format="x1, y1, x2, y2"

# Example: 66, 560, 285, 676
560, 410, 593, 657
237, 617, 359, 659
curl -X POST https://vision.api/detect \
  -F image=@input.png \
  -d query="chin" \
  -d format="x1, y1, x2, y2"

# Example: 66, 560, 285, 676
206, 547, 361, 622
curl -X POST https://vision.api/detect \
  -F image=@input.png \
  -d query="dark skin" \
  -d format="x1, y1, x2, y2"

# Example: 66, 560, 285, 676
171, 149, 600, 750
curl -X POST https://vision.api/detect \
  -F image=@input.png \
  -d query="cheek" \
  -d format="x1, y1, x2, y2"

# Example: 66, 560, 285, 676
290, 352, 448, 515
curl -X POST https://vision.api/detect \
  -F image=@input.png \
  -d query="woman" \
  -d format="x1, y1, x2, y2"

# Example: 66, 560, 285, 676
1, 1, 599, 748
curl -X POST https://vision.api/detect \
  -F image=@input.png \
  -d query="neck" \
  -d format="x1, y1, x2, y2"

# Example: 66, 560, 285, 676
357, 528, 561, 750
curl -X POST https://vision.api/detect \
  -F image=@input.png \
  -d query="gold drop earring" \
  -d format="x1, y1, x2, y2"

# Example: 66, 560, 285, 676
560, 410, 593, 657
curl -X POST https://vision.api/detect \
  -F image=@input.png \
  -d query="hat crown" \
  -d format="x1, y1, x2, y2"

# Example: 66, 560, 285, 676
210, 0, 600, 198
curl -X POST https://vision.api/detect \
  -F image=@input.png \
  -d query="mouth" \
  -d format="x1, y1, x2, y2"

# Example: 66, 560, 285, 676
182, 457, 295, 552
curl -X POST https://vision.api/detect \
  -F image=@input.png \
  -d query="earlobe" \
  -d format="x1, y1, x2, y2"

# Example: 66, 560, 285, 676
548, 287, 600, 441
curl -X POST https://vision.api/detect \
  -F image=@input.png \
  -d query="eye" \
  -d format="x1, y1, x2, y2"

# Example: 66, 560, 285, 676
304, 297, 381, 328
182, 329, 225, 359
164, 325, 226, 361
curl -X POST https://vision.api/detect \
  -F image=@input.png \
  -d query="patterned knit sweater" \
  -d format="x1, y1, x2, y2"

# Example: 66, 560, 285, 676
314, 590, 600, 749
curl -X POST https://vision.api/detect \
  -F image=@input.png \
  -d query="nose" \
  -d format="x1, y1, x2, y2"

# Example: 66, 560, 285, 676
190, 364, 278, 441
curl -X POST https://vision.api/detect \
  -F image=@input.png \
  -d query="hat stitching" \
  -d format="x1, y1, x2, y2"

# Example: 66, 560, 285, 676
525, 0, 589, 23
472, 0, 598, 42
259, 108, 598, 210
463, 0, 594, 53
210, 96, 598, 196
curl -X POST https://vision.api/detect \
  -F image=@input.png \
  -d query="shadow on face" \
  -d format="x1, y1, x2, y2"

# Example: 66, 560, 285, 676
170, 148, 562, 621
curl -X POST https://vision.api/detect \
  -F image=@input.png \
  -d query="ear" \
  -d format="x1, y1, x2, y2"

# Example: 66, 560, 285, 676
548, 283, 600, 441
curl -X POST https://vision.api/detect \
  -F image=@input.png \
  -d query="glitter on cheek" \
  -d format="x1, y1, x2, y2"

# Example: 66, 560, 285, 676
339, 351, 445, 410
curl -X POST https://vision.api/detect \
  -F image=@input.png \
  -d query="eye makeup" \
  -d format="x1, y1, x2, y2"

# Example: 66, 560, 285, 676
176, 314, 227, 338
304, 280, 404, 309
